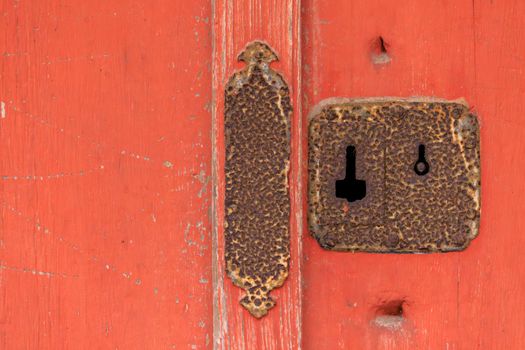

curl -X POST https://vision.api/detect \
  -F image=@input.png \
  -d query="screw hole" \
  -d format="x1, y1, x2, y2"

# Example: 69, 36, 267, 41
378, 36, 388, 53
377, 299, 404, 317
371, 36, 391, 65
373, 299, 406, 331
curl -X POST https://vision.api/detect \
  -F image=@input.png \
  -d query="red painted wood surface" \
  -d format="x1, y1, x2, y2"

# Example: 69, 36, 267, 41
212, 0, 302, 349
2, 0, 525, 349
302, 0, 525, 349
1, 1, 213, 348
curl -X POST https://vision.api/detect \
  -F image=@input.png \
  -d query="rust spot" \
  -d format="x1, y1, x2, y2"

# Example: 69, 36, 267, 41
308, 98, 480, 252
224, 41, 291, 318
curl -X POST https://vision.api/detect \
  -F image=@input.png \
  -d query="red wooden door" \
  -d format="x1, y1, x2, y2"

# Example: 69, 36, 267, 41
213, 0, 525, 348
301, 1, 525, 349
2, 0, 525, 349
1, 1, 213, 348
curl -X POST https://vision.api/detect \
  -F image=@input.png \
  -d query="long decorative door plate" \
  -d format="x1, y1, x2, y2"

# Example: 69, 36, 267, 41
225, 42, 291, 318
308, 98, 480, 253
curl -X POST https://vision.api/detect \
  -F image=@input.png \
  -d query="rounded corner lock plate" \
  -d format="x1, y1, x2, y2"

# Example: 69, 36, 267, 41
308, 98, 480, 253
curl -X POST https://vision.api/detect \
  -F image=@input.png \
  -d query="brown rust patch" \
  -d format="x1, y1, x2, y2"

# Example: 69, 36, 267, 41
224, 41, 291, 317
308, 98, 480, 252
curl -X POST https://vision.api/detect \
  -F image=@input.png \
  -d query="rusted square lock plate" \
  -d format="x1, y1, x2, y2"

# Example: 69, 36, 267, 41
308, 98, 480, 252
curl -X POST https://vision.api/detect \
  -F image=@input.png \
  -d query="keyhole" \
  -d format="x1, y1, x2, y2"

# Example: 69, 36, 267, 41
414, 144, 430, 176
335, 146, 367, 202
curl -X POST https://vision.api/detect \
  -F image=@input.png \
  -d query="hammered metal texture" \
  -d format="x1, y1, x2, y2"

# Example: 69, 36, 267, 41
224, 42, 291, 318
308, 99, 480, 252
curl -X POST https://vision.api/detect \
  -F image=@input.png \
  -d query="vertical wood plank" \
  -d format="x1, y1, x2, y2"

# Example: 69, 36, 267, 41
212, 0, 302, 348
301, 0, 525, 349
457, 0, 525, 348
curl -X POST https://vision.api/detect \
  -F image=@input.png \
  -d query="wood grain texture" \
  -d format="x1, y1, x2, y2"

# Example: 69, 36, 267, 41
0, 0, 213, 348
212, 0, 302, 348
2, 0, 524, 349
302, 0, 525, 349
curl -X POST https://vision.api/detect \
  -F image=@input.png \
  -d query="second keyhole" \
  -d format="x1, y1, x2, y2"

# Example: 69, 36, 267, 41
414, 144, 430, 176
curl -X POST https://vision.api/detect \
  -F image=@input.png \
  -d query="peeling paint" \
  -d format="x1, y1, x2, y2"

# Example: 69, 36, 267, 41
2, 201, 142, 285
121, 150, 151, 162
373, 315, 405, 331
1, 165, 105, 181
41, 53, 111, 65
0, 264, 79, 278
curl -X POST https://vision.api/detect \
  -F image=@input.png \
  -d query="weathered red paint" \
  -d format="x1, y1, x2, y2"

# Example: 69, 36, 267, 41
1, 0, 212, 348
302, 0, 525, 349
212, 0, 303, 348
2, 0, 525, 349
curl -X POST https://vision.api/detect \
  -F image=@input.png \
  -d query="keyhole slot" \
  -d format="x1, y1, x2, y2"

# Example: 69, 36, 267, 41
414, 144, 430, 176
335, 146, 367, 202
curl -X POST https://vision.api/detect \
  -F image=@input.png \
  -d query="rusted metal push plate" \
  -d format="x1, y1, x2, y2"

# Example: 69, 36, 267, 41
308, 98, 480, 253
225, 42, 291, 318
